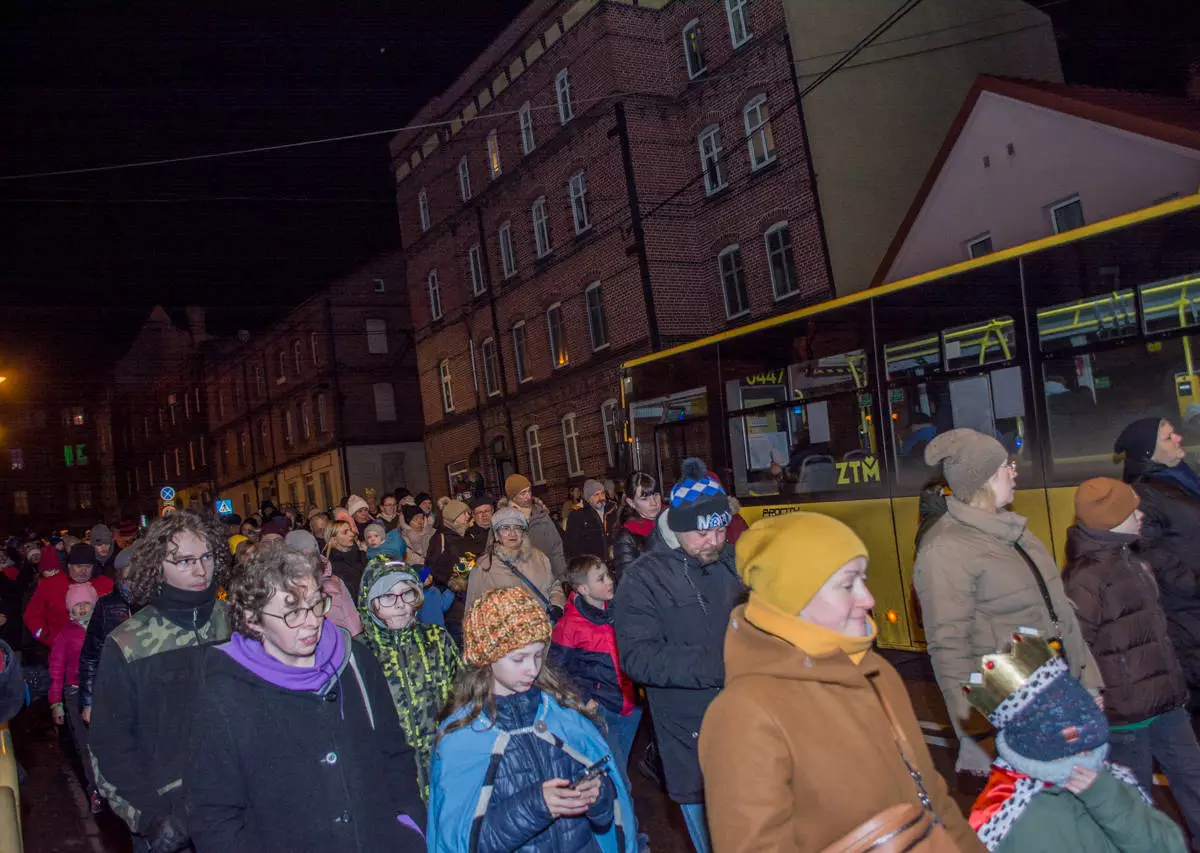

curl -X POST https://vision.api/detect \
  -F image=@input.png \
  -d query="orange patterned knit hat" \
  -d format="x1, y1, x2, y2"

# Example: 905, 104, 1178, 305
463, 587, 552, 667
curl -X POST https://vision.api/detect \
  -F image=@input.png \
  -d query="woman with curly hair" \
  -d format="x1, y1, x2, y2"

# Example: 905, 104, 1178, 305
88, 509, 233, 852
430, 587, 636, 853
186, 544, 426, 852
355, 555, 461, 803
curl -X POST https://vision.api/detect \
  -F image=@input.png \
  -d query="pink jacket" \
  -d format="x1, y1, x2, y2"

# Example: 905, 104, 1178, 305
321, 557, 362, 636
49, 620, 85, 706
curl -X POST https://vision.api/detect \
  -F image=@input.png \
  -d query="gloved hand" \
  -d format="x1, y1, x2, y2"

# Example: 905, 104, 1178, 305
144, 814, 191, 853
548, 605, 564, 624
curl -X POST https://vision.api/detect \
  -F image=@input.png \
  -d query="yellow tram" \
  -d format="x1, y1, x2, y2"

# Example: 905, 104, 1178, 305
620, 193, 1200, 650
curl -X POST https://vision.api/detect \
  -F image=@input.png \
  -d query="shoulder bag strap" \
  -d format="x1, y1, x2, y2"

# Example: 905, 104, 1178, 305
869, 678, 940, 818
498, 556, 552, 610
1012, 541, 1061, 631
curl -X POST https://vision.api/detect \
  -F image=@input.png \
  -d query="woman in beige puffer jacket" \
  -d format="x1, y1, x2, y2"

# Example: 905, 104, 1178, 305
913, 428, 1101, 777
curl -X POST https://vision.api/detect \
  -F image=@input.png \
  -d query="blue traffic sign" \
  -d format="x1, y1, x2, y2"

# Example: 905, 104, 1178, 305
216, 499, 234, 516
160, 486, 176, 501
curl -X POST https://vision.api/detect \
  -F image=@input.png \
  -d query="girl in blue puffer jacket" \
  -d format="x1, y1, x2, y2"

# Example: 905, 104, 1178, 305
429, 587, 637, 853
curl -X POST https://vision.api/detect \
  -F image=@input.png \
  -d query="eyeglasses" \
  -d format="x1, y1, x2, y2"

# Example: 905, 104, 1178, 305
261, 594, 332, 628
373, 588, 420, 609
495, 524, 524, 534
164, 552, 216, 572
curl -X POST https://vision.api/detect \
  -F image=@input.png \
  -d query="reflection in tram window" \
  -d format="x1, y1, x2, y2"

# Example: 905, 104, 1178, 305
942, 316, 1015, 371
888, 367, 1028, 495
1141, 273, 1200, 334
1043, 334, 1200, 483
627, 388, 710, 488
1036, 290, 1137, 353
724, 348, 879, 499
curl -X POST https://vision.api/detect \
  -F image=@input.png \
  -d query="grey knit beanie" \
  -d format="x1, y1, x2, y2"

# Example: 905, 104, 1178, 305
924, 428, 1008, 498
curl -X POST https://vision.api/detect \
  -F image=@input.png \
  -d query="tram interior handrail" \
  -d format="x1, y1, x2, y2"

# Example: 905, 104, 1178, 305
0, 723, 21, 852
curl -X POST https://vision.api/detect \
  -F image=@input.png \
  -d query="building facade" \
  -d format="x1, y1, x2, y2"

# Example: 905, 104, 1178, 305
392, 0, 831, 503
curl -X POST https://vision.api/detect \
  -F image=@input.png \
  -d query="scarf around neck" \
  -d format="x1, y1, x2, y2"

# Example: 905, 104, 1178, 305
623, 516, 655, 537
745, 595, 876, 663
221, 618, 347, 692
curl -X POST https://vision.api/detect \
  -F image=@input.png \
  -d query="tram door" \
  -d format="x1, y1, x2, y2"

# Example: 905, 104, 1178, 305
654, 418, 711, 490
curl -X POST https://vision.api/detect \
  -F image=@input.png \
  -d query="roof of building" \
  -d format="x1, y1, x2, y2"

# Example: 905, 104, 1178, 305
871, 74, 1200, 286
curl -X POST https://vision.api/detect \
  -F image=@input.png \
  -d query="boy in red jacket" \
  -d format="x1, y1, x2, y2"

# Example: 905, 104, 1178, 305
25, 543, 113, 649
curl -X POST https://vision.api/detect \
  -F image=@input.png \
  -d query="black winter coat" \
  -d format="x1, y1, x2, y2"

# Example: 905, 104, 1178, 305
78, 586, 133, 711
612, 514, 745, 803
474, 688, 615, 853
1063, 525, 1188, 725
329, 546, 368, 600
611, 523, 651, 585
428, 526, 479, 630
1125, 460, 1200, 708
186, 638, 426, 853
565, 505, 614, 563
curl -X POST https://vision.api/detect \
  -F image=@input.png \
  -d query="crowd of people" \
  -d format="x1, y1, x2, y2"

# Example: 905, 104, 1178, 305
2, 415, 1200, 851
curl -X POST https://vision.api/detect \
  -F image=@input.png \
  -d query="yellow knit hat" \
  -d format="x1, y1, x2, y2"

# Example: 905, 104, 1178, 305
228, 534, 248, 553
736, 512, 868, 613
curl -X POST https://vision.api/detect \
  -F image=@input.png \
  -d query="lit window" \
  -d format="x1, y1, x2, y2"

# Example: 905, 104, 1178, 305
72, 407, 85, 427
562, 413, 582, 476
439, 360, 454, 412
428, 270, 443, 321
366, 318, 389, 354
468, 244, 485, 295
764, 222, 798, 300
569, 172, 590, 234
188, 440, 196, 470
9, 449, 23, 471
458, 156, 473, 201
726, 0, 751, 47
519, 101, 536, 154
586, 282, 609, 351
13, 490, 29, 515
526, 425, 545, 484
698, 125, 727, 195
1050, 195, 1085, 234
418, 188, 431, 232
487, 131, 502, 180
174, 447, 182, 477
373, 383, 396, 422
168, 394, 178, 425
547, 303, 569, 368
532, 197, 552, 258
482, 338, 501, 397
967, 233, 994, 259
499, 222, 517, 279
184, 392, 191, 420
556, 69, 573, 124
512, 322, 530, 383
683, 20, 706, 78
718, 245, 750, 318
744, 95, 776, 170
373, 278, 386, 293
601, 399, 619, 467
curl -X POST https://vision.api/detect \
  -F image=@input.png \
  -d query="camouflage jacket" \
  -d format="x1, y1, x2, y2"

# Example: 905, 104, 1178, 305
90, 598, 231, 833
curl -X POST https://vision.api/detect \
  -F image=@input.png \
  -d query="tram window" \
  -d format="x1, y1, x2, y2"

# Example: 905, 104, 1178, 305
1042, 335, 1200, 483
1141, 273, 1200, 334
1037, 290, 1136, 353
885, 335, 941, 380
942, 316, 1015, 372
888, 366, 1031, 496
728, 392, 881, 500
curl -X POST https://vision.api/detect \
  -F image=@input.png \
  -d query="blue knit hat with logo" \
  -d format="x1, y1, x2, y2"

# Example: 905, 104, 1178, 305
667, 458, 733, 533
988, 656, 1107, 762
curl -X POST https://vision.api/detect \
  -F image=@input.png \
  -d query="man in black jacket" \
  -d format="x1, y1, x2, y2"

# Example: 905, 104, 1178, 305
614, 458, 743, 853
79, 549, 135, 726
186, 545, 425, 852
565, 479, 616, 562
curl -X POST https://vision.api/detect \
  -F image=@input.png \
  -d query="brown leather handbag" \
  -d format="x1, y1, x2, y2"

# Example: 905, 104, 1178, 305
820, 684, 960, 853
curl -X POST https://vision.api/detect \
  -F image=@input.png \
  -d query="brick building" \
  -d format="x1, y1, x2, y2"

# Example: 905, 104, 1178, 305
111, 253, 428, 522
392, 0, 830, 503
203, 251, 428, 518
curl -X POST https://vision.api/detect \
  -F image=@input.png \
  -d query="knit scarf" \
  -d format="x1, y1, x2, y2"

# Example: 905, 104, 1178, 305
745, 595, 876, 663
623, 517, 655, 537
356, 562, 463, 801
220, 619, 347, 693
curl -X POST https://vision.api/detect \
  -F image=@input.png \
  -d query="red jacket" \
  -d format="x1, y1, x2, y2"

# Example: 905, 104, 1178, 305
550, 592, 637, 715
49, 620, 86, 705
24, 574, 113, 648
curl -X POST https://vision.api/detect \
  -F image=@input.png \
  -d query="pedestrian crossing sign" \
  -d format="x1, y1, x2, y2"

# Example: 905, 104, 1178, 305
216, 498, 234, 516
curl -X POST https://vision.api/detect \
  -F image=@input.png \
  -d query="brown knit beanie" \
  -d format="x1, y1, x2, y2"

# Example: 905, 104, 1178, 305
505, 474, 532, 500
1075, 477, 1140, 530
463, 587, 552, 666
924, 428, 1008, 498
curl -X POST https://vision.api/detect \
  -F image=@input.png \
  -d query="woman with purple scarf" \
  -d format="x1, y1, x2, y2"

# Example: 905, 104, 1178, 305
185, 543, 426, 852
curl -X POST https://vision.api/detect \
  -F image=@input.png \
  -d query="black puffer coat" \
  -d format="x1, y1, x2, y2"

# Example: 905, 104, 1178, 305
328, 546, 368, 600
611, 518, 654, 584
612, 511, 744, 803
470, 688, 615, 852
78, 585, 134, 712
1125, 459, 1200, 708
1063, 525, 1188, 725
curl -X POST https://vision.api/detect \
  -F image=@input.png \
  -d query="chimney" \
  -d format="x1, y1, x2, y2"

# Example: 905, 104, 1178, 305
185, 306, 209, 343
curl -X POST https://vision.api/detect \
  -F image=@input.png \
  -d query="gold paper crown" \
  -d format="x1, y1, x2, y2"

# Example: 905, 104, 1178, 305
961, 631, 1060, 716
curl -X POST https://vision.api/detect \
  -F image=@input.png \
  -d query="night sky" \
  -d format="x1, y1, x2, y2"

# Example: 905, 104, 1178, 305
0, 0, 1196, 385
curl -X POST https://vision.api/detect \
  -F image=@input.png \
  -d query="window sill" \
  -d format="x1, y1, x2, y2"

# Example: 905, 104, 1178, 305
732, 34, 754, 51
749, 156, 779, 176
487, 391, 502, 399
592, 343, 610, 353
573, 225, 593, 238
773, 288, 800, 304
688, 68, 708, 82
518, 376, 532, 384
726, 310, 750, 322
703, 184, 731, 203
275, 377, 287, 386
